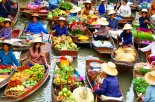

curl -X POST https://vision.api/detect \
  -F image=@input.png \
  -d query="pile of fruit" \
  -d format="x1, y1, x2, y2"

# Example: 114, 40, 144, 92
78, 35, 89, 42
0, 17, 5, 23
56, 88, 76, 102
48, 8, 70, 19
85, 14, 99, 25
5, 64, 45, 96
115, 47, 136, 62
52, 35, 78, 50
133, 77, 149, 94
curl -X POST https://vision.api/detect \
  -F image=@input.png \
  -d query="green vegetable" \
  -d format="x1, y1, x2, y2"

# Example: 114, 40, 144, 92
60, 2, 73, 10
133, 77, 149, 94
139, 68, 150, 75
0, 68, 11, 73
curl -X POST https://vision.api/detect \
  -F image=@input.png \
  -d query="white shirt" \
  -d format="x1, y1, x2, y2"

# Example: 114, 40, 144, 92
117, 4, 131, 17
140, 41, 155, 56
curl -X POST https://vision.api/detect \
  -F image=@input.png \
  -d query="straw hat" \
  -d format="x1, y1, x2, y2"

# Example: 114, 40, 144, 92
84, 0, 92, 4
101, 62, 118, 76
2, 18, 14, 27
145, 71, 155, 85
73, 87, 94, 102
101, 0, 106, 1
97, 17, 109, 26
139, 9, 148, 15
31, 13, 40, 19
70, 5, 81, 13
30, 37, 45, 46
0, 40, 13, 49
108, 10, 116, 15
122, 24, 132, 30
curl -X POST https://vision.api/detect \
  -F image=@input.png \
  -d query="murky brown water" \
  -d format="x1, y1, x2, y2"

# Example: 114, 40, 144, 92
0, 0, 147, 102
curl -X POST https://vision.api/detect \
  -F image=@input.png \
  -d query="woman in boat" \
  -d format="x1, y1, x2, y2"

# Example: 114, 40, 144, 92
107, 10, 118, 30
0, 0, 11, 18
142, 71, 155, 102
81, 0, 95, 15
93, 62, 122, 98
118, 24, 133, 46
48, 0, 61, 10
114, 1, 121, 12
98, 0, 106, 17
20, 37, 48, 68
117, 0, 131, 17
50, 17, 69, 37
0, 18, 14, 40
25, 13, 48, 35
93, 18, 109, 40
137, 9, 151, 32
150, 1, 155, 15
0, 40, 20, 66
140, 41, 155, 64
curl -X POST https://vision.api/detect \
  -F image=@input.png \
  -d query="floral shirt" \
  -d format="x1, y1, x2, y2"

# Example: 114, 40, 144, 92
0, 28, 12, 39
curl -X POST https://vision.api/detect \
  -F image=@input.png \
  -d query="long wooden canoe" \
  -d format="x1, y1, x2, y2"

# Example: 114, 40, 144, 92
118, 17, 135, 29
93, 37, 115, 55
85, 59, 124, 102
111, 47, 138, 72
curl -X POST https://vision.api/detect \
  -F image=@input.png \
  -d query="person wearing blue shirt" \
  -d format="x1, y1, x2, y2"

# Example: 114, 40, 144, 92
0, 41, 20, 66
50, 17, 69, 37
142, 71, 155, 102
98, 0, 106, 16
94, 62, 122, 98
48, 0, 61, 10
107, 10, 118, 30
0, 0, 11, 18
118, 24, 133, 46
25, 13, 48, 34
137, 9, 151, 32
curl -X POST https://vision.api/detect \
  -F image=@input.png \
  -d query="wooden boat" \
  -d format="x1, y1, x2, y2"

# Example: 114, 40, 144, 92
0, 66, 15, 89
51, 62, 86, 102
85, 59, 124, 102
118, 17, 135, 29
111, 47, 138, 72
69, 28, 93, 44
20, 5, 48, 19
93, 37, 115, 55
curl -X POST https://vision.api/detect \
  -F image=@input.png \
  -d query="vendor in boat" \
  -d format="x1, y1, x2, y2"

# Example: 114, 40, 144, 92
50, 17, 69, 37
140, 41, 155, 64
93, 62, 122, 98
0, 0, 11, 18
25, 13, 48, 34
118, 24, 133, 46
48, 0, 61, 10
142, 71, 155, 102
0, 40, 20, 66
20, 37, 48, 68
117, 0, 131, 17
107, 10, 118, 30
0, 18, 14, 40
98, 0, 106, 17
81, 0, 95, 15
137, 9, 151, 32
93, 18, 109, 40
150, 1, 155, 15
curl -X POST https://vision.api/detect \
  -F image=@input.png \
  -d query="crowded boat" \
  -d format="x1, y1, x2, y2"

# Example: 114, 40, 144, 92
0, 0, 155, 102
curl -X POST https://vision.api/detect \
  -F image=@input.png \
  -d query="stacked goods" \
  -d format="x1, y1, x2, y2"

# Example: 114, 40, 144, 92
59, 1, 73, 11
78, 36, 89, 42
85, 14, 99, 25
115, 47, 136, 62
0, 65, 13, 82
93, 40, 113, 48
52, 35, 78, 50
4, 64, 45, 96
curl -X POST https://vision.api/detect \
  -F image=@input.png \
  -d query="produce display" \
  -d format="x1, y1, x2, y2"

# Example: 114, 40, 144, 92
115, 47, 136, 62
0, 17, 5, 22
133, 77, 149, 94
59, 1, 73, 11
4, 64, 45, 96
78, 35, 89, 42
93, 40, 113, 48
67, 16, 79, 24
0, 65, 13, 82
52, 35, 78, 50
85, 14, 99, 25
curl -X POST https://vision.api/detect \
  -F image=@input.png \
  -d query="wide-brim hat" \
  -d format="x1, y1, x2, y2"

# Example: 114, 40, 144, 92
108, 10, 116, 15
30, 37, 45, 46
0, 40, 13, 49
84, 0, 92, 4
31, 13, 40, 19
101, 0, 106, 2
97, 17, 109, 26
139, 9, 149, 15
145, 71, 155, 85
123, 24, 132, 30
73, 87, 94, 102
101, 62, 118, 76
2, 18, 14, 27
70, 5, 81, 13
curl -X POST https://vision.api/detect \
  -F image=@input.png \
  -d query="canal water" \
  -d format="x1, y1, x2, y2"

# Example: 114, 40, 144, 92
0, 0, 147, 102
